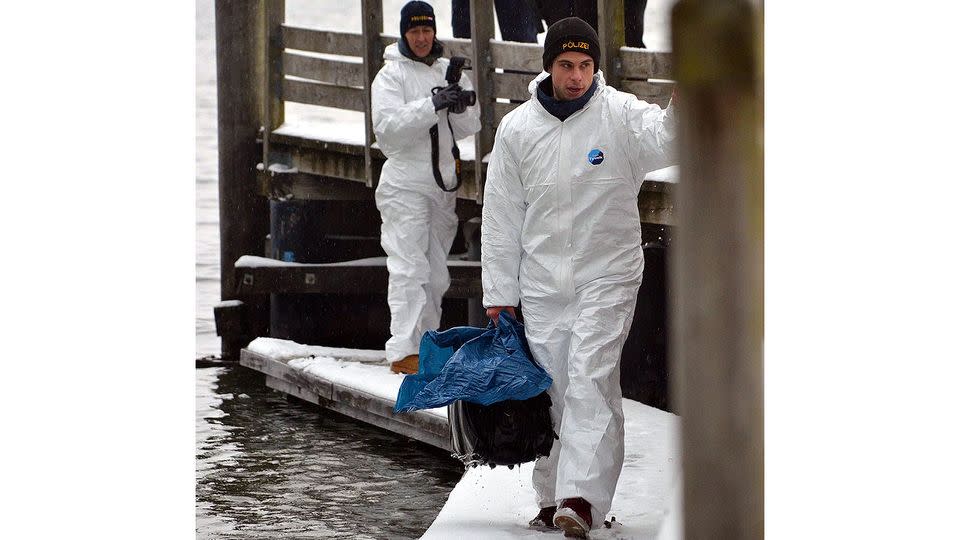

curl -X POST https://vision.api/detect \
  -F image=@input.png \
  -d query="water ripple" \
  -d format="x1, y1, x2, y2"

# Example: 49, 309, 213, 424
196, 366, 463, 539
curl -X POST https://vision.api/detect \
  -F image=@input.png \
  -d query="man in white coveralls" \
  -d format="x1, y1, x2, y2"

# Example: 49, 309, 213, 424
372, 1, 481, 375
480, 17, 677, 537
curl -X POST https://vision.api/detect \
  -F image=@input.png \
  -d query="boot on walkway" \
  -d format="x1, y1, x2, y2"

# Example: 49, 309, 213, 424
554, 497, 593, 538
390, 354, 419, 374
528, 505, 558, 530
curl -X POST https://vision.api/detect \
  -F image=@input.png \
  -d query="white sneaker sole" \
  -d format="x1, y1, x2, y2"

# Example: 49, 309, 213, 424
554, 507, 590, 538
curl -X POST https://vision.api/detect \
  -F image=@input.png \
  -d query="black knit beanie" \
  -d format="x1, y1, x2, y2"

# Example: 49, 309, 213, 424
400, 1, 437, 36
542, 17, 601, 72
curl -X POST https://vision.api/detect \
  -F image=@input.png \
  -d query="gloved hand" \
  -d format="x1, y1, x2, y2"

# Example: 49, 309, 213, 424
432, 84, 462, 112
449, 94, 468, 114
486, 306, 517, 326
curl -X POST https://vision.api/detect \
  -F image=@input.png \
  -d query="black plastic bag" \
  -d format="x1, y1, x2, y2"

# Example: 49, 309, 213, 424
448, 391, 557, 468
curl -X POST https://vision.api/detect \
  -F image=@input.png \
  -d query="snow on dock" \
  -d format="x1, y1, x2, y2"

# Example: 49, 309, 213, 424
422, 399, 682, 540
242, 337, 682, 539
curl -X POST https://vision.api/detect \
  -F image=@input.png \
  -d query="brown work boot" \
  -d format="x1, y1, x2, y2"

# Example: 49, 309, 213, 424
528, 505, 558, 530
554, 497, 593, 538
390, 354, 419, 374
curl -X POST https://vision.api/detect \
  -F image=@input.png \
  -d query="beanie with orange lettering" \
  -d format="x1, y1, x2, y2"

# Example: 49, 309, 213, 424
542, 17, 601, 72
400, 1, 436, 36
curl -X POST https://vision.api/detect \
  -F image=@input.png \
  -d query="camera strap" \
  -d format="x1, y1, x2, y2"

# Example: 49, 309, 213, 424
430, 112, 462, 193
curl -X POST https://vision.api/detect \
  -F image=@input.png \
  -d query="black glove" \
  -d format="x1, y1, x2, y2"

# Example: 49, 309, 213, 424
449, 92, 469, 115
432, 84, 462, 112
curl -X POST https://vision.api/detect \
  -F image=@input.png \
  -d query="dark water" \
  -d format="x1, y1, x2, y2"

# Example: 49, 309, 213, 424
196, 365, 464, 539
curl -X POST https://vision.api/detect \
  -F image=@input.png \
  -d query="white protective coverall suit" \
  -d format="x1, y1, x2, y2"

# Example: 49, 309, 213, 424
372, 43, 481, 363
481, 70, 676, 527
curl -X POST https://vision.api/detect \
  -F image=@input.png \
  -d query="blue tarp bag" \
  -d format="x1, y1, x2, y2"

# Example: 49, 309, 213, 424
394, 312, 552, 412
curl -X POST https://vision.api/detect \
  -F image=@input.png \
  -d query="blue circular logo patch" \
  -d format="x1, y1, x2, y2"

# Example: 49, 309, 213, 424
588, 148, 604, 165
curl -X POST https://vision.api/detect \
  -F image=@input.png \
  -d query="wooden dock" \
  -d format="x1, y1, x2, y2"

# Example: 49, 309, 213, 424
239, 338, 452, 451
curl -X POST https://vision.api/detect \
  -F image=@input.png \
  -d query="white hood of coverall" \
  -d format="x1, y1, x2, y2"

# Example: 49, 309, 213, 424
481, 69, 676, 527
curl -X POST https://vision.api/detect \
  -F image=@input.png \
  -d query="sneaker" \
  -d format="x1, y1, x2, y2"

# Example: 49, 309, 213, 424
553, 497, 593, 538
390, 354, 419, 374
528, 505, 558, 530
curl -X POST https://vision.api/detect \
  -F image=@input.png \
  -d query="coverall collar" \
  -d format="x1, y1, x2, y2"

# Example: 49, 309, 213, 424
529, 71, 607, 122
536, 76, 599, 122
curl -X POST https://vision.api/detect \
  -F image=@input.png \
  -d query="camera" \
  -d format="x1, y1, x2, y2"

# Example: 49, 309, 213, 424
446, 56, 477, 109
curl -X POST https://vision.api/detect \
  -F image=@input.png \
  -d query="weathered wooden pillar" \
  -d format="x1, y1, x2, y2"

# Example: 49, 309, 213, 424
215, 0, 283, 360
469, 0, 495, 204
597, 0, 625, 88
670, 0, 763, 538
361, 0, 384, 188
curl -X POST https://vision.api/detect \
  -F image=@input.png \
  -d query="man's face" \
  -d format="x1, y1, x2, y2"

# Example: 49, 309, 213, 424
550, 51, 594, 101
404, 25, 435, 58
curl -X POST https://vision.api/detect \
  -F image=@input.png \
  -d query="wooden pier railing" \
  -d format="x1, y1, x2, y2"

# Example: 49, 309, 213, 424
254, 0, 677, 219
216, 0, 681, 385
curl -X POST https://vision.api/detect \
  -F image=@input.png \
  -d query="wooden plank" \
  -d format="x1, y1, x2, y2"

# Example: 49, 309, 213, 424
271, 140, 476, 198
281, 25, 363, 56
260, 1, 285, 179
257, 170, 374, 201
619, 79, 675, 108
620, 48, 674, 80
490, 40, 543, 72
320, 382, 452, 451
638, 187, 676, 226
493, 101, 522, 125
267, 3, 285, 131
330, 385, 450, 440
440, 37, 473, 59
283, 52, 364, 87
282, 78, 365, 111
234, 260, 483, 297
241, 349, 334, 399
266, 375, 321, 405
377, 34, 473, 59
672, 0, 763, 537
361, 0, 384, 188
284, 144, 369, 184
598, 0, 626, 87
268, 132, 369, 156
492, 71, 535, 101
470, 0, 496, 204
236, 263, 386, 296
244, 348, 452, 451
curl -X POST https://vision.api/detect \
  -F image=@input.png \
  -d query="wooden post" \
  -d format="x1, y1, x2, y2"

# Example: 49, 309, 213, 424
260, 0, 285, 173
260, 0, 285, 171
596, 0, 625, 88
469, 0, 495, 204
361, 0, 384, 188
215, 0, 283, 360
670, 0, 763, 538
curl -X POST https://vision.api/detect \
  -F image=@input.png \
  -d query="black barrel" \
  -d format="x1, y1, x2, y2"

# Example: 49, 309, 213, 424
619, 223, 672, 412
268, 199, 389, 348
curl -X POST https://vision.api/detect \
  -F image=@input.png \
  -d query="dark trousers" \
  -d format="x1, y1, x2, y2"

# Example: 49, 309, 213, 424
452, 0, 542, 43
534, 0, 647, 48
